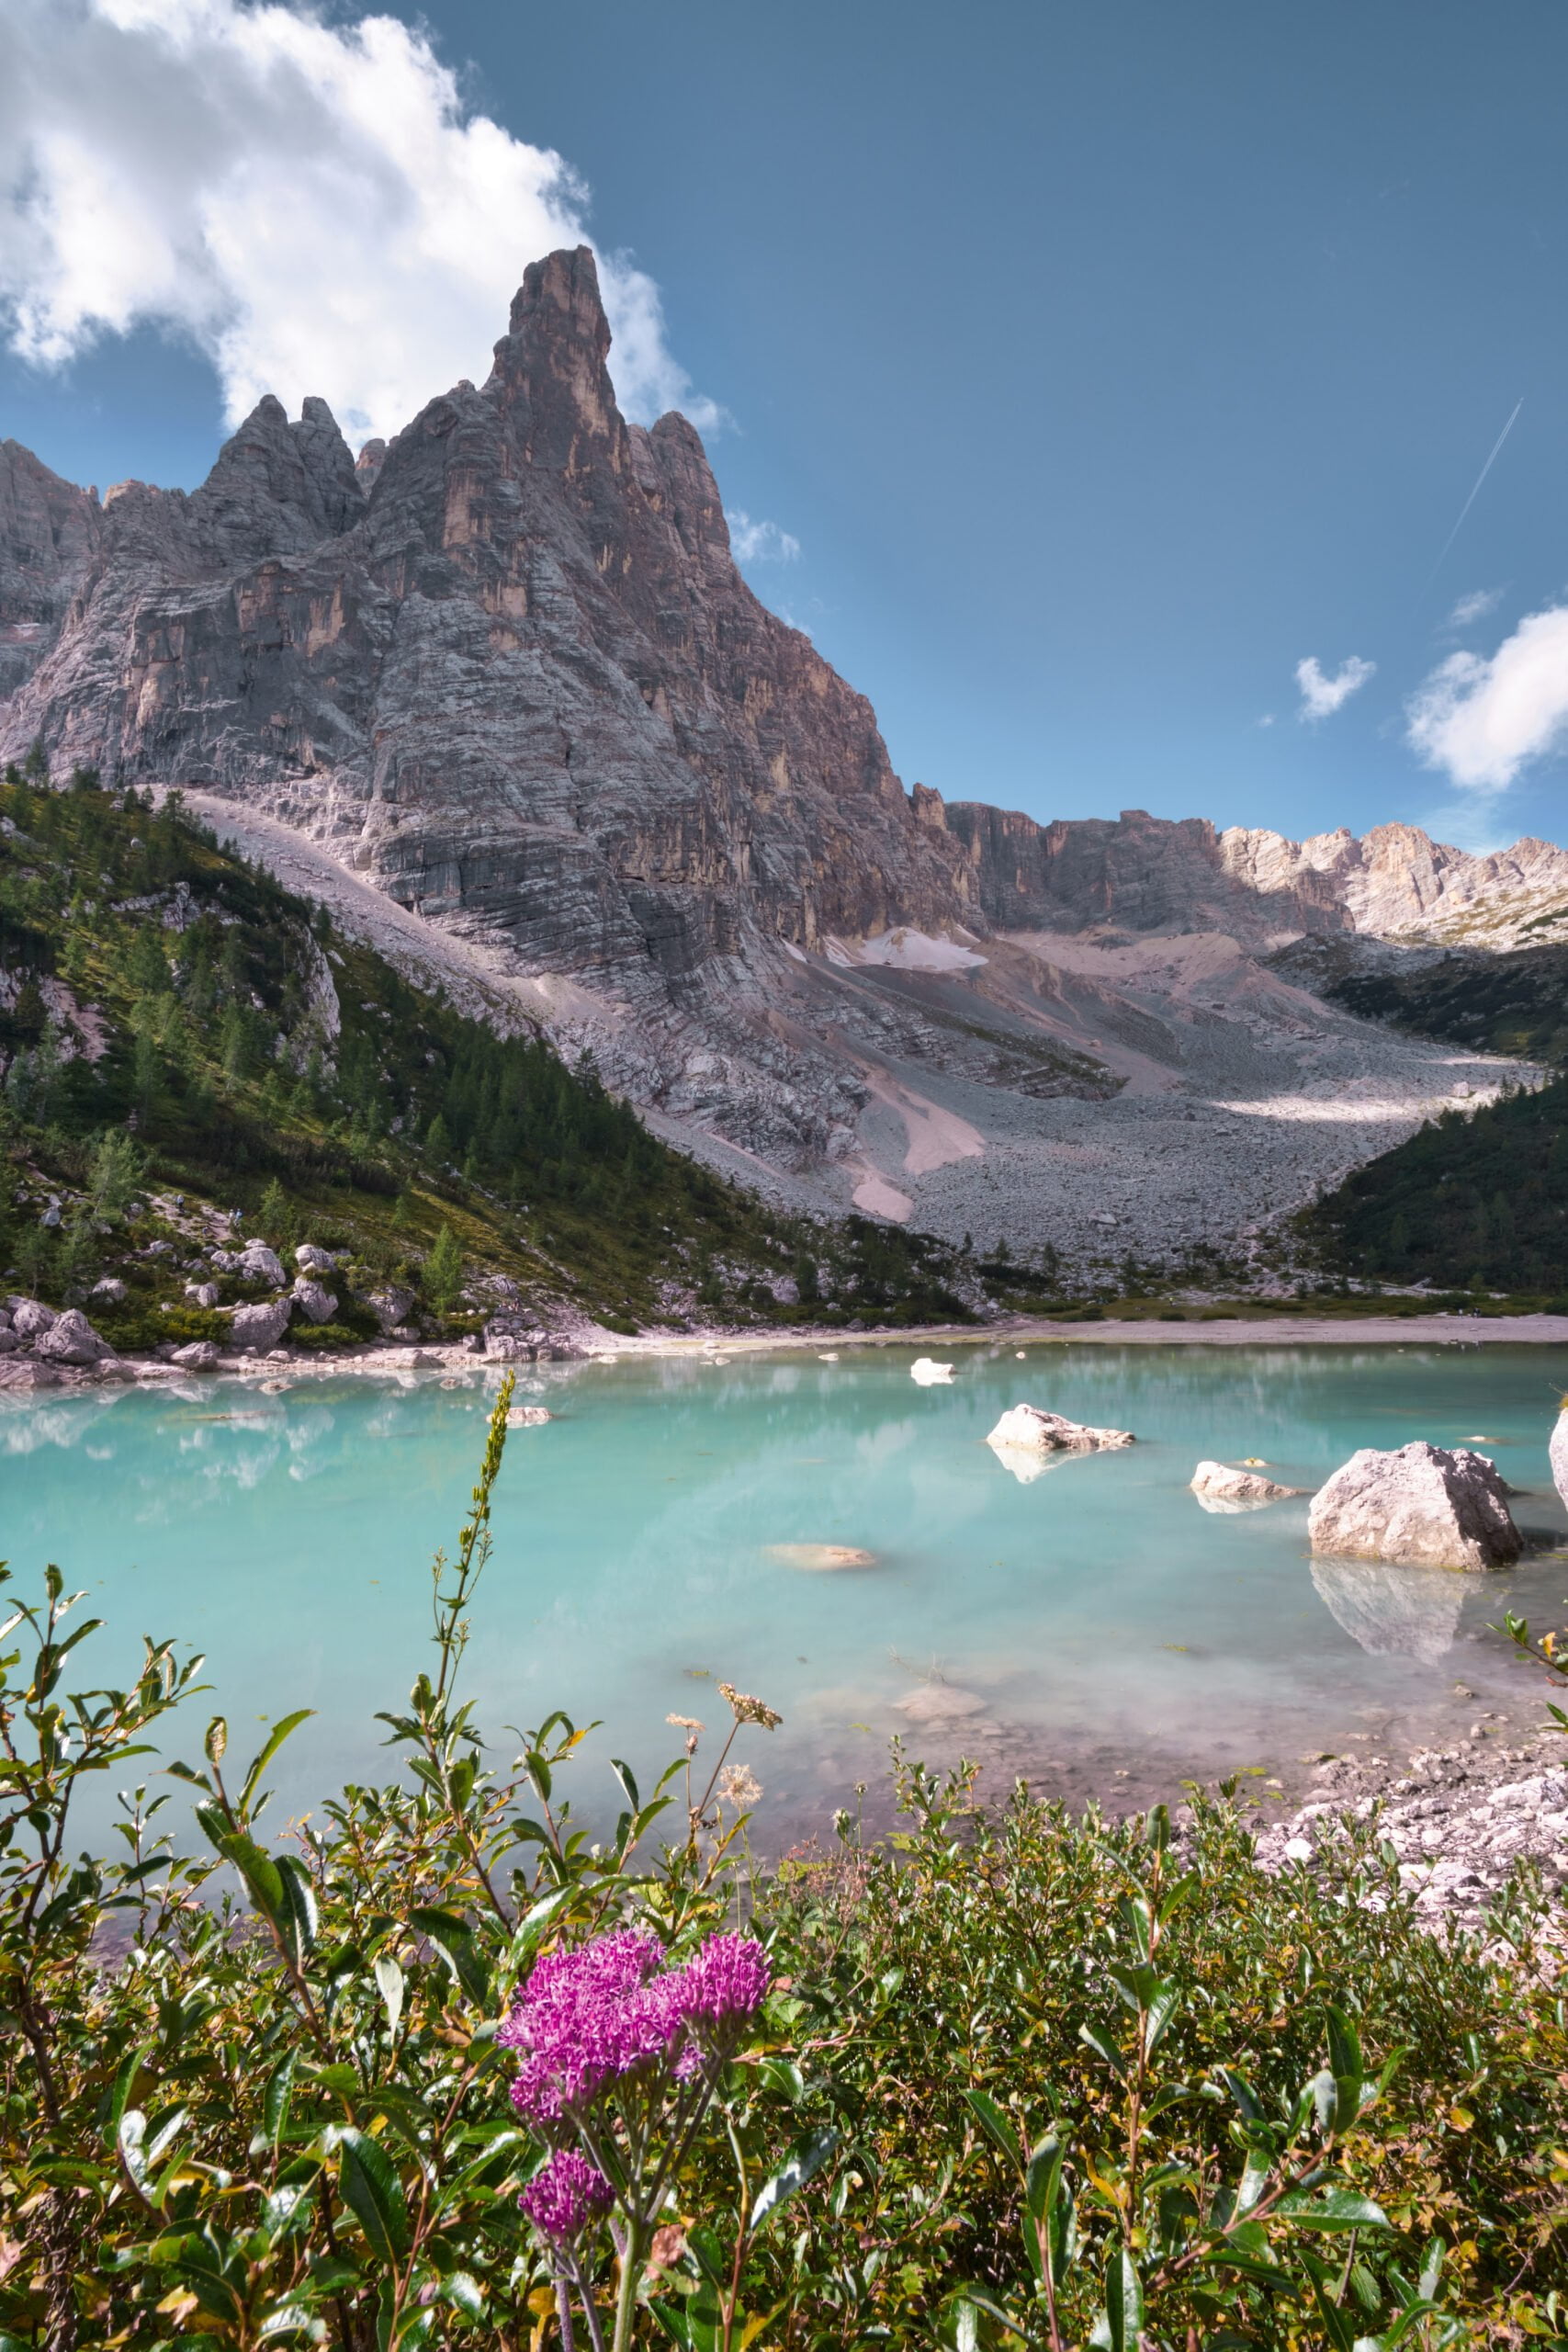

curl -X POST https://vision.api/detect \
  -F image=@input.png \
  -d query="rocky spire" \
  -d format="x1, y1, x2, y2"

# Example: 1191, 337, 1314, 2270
485, 245, 629, 475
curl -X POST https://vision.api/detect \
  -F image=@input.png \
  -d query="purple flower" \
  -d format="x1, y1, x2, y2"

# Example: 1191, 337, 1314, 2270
502, 1929, 686, 2124
520, 2146, 614, 2245
674, 1935, 771, 2034
502, 1928, 771, 2126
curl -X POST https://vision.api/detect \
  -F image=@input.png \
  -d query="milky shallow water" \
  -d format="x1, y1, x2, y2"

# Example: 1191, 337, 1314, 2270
6, 1343, 1567, 1845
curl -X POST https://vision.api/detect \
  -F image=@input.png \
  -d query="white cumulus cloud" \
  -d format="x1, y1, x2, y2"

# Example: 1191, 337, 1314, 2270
1294, 654, 1376, 723
0, 0, 719, 447
725, 510, 801, 564
1406, 604, 1568, 793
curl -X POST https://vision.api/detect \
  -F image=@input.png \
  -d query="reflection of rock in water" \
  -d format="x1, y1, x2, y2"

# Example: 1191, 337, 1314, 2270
1310, 1556, 1468, 1661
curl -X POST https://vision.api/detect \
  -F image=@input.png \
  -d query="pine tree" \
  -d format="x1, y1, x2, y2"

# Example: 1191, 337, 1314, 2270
423, 1223, 464, 1313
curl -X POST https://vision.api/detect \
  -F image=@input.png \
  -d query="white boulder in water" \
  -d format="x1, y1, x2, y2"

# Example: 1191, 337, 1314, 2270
987, 1403, 1134, 1458
910, 1357, 954, 1385
765, 1543, 876, 1572
506, 1405, 552, 1428
1551, 1407, 1568, 1515
1308, 1441, 1520, 1572
1190, 1460, 1305, 1513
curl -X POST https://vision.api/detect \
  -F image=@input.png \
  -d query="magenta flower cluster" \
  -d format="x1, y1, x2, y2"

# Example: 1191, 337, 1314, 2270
519, 2146, 615, 2245
501, 1928, 770, 2131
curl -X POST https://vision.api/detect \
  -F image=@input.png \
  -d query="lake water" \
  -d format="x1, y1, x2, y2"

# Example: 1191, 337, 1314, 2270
6, 1342, 1568, 1844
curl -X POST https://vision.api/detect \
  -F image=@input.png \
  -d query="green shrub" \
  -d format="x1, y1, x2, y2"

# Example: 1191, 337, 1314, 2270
3, 1387, 1563, 2347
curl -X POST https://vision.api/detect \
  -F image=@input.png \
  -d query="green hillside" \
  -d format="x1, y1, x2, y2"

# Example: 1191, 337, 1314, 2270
0, 758, 969, 1333
1292, 934, 1568, 1296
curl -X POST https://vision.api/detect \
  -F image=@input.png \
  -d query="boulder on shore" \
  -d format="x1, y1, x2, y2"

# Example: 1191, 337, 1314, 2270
1551, 1408, 1568, 1515
10, 1298, 56, 1339
236, 1242, 287, 1288
1308, 1441, 1520, 1572
0, 1357, 62, 1389
987, 1403, 1134, 1457
231, 1299, 292, 1352
35, 1308, 113, 1366
171, 1340, 223, 1372
1190, 1460, 1306, 1513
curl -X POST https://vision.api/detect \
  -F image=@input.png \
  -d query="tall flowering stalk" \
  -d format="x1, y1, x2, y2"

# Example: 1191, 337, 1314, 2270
502, 1927, 771, 2352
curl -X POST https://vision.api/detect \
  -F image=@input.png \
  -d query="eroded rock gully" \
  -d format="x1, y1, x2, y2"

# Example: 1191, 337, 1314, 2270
3, 248, 1559, 1254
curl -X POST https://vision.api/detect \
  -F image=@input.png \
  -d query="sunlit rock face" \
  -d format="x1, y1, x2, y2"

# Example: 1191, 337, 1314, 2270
0, 249, 1552, 1236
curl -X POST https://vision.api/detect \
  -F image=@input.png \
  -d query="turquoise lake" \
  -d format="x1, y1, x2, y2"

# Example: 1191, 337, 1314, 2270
6, 1342, 1568, 1843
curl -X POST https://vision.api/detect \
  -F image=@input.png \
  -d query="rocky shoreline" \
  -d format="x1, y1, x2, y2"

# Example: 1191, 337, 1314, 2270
1254, 1722, 1568, 1946
5, 1304, 1568, 1396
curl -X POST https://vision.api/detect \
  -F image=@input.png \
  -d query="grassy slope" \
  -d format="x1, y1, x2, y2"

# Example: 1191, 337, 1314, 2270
1294, 943, 1568, 1296
0, 764, 973, 1334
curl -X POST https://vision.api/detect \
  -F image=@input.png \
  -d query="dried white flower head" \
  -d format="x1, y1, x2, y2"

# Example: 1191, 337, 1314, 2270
716, 1764, 762, 1809
717, 1681, 782, 1730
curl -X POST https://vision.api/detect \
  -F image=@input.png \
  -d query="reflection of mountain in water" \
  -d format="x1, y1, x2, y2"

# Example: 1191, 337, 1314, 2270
1310, 1556, 1468, 1661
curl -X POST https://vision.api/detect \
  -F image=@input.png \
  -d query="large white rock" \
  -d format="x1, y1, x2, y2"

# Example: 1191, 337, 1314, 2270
295, 1243, 338, 1272
910, 1357, 954, 1385
11, 1298, 56, 1339
1551, 1408, 1568, 1516
171, 1340, 223, 1372
34, 1308, 113, 1365
231, 1299, 292, 1351
237, 1242, 287, 1288
987, 1403, 1134, 1458
291, 1279, 338, 1325
1190, 1460, 1305, 1513
1308, 1441, 1520, 1571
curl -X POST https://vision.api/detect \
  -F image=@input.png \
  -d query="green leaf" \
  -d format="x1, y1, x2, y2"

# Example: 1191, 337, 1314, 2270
240, 1709, 315, 1815
962, 2088, 1022, 2169
336, 2127, 412, 2263
1079, 2022, 1125, 2078
1145, 1981, 1181, 2054
118, 2109, 152, 2202
274, 1852, 318, 1967
1277, 2188, 1391, 2231
750, 2129, 839, 2229
443, 2272, 485, 2320
1300, 2251, 1358, 2352
409, 1905, 489, 2008
105, 2041, 151, 2145
374, 1952, 405, 2040
1100, 2248, 1144, 2352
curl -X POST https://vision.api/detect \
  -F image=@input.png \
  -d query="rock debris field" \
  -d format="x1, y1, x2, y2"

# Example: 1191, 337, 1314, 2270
1255, 1728, 1568, 1948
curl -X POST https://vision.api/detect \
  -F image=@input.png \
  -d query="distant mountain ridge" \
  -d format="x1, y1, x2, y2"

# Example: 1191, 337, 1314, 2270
1, 247, 1560, 1258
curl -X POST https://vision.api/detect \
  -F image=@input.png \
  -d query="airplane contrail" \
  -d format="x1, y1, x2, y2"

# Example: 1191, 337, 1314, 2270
1424, 395, 1524, 594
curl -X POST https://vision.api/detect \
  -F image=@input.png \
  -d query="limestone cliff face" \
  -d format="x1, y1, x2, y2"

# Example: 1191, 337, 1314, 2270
0, 249, 977, 1004
1, 249, 1562, 1204
0, 440, 102, 699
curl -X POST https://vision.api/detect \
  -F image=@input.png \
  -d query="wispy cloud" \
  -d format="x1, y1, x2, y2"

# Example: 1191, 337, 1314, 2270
1295, 655, 1376, 723
726, 510, 801, 564
1446, 587, 1503, 629
1406, 604, 1568, 794
0, 0, 719, 445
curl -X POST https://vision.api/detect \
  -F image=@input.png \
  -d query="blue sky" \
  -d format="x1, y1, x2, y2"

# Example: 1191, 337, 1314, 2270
5, 0, 1567, 852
